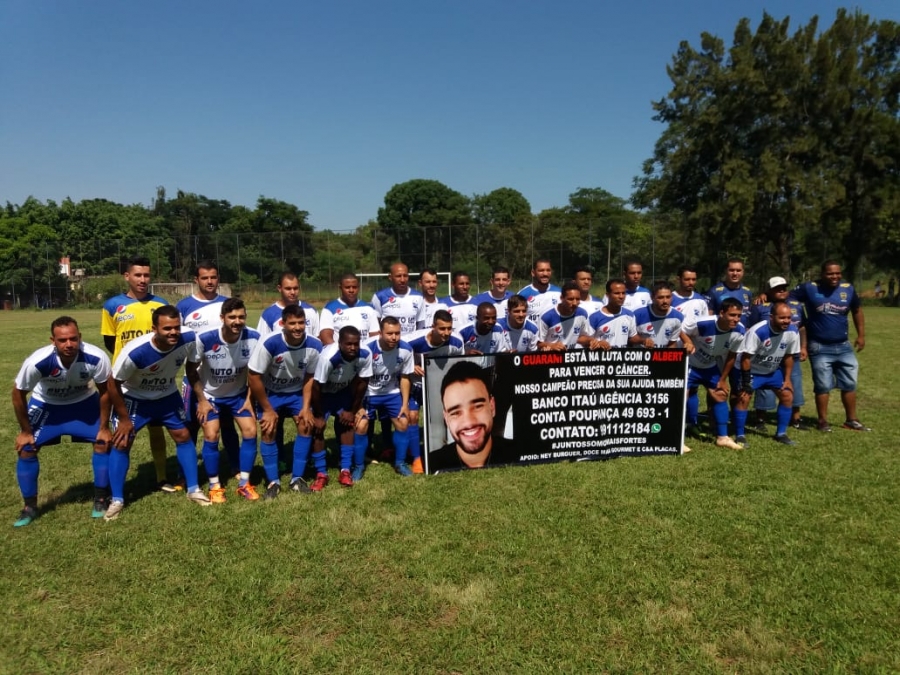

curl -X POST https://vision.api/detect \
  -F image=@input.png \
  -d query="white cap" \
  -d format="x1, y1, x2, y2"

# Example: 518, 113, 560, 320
767, 276, 788, 290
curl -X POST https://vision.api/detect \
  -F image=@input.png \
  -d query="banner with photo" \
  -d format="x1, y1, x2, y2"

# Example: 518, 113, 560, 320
422, 349, 688, 474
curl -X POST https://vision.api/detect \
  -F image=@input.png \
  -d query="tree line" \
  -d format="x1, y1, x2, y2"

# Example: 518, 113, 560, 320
2, 9, 896, 306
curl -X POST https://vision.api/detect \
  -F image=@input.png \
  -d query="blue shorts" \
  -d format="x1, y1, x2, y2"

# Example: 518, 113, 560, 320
28, 394, 102, 449
366, 393, 405, 421
205, 392, 253, 421
117, 392, 188, 434
755, 364, 804, 409
750, 370, 785, 391
808, 340, 858, 394
258, 391, 304, 419
687, 365, 723, 392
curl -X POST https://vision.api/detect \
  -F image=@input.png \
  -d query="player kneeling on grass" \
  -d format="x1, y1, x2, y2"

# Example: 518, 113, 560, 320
106, 306, 209, 520
186, 298, 261, 502
311, 326, 372, 485
248, 304, 323, 498
11, 317, 129, 527
680, 297, 746, 450
733, 301, 800, 447
363, 317, 415, 476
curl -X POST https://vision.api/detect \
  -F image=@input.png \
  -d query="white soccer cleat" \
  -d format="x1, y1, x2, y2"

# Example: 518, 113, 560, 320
104, 500, 125, 521
187, 490, 212, 506
715, 436, 744, 450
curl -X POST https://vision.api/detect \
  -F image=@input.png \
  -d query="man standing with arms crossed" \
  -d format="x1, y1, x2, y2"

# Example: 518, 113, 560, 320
101, 255, 174, 492
791, 260, 869, 432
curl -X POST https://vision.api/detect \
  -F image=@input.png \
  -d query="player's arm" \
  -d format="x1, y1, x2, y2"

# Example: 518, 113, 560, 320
11, 387, 36, 452
103, 336, 116, 354
738, 353, 753, 400
717, 351, 739, 392
398, 374, 411, 419
248, 370, 277, 435
185, 360, 214, 424
781, 353, 794, 391
798, 325, 807, 361
310, 379, 324, 418
851, 304, 865, 351
298, 373, 318, 431
94, 381, 113, 448
107, 378, 135, 448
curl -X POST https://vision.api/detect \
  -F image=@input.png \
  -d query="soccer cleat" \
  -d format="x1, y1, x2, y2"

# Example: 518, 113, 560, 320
350, 465, 365, 483
157, 481, 178, 493
289, 478, 311, 494
790, 420, 811, 431
715, 437, 744, 450
817, 421, 833, 433
310, 473, 329, 492
395, 463, 413, 477
209, 486, 226, 504
338, 469, 354, 487
843, 419, 871, 432
187, 490, 212, 506
681, 444, 692, 454
91, 497, 110, 519
174, 479, 186, 492
104, 500, 125, 521
378, 448, 395, 464
752, 420, 768, 432
236, 484, 260, 501
735, 435, 749, 448
13, 506, 38, 528
773, 434, 796, 446
264, 482, 282, 500
411, 457, 424, 474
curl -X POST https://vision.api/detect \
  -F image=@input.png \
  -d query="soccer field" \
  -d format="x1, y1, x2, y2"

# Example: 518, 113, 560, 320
2, 308, 898, 673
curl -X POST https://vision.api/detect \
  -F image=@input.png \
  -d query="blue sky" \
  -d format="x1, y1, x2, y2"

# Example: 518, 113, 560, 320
2, 1, 897, 231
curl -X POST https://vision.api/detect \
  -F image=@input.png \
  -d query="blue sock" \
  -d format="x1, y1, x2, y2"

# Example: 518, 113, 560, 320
734, 409, 748, 437
312, 449, 327, 475
261, 440, 279, 484
109, 448, 130, 502
687, 391, 699, 426
220, 419, 240, 472
175, 441, 200, 493
292, 435, 312, 480
201, 440, 220, 484
393, 429, 410, 466
776, 404, 791, 436
16, 455, 39, 499
407, 424, 421, 460
92, 450, 110, 489
353, 434, 368, 468
712, 401, 730, 437
239, 437, 257, 484
339, 444, 353, 471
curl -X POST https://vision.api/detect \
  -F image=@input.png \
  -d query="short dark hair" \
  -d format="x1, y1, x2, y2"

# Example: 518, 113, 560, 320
125, 255, 151, 272
338, 325, 361, 341
821, 259, 842, 273
561, 280, 580, 295
152, 305, 180, 326
195, 260, 218, 277
676, 264, 698, 277
719, 297, 743, 314
623, 257, 643, 271
380, 316, 401, 329
278, 272, 298, 286
419, 267, 438, 278
491, 266, 510, 277
507, 294, 527, 311
726, 257, 744, 267
282, 304, 305, 321
50, 316, 78, 334
221, 297, 245, 315
606, 278, 626, 293
532, 258, 552, 270
476, 302, 496, 318
432, 309, 453, 325
573, 266, 593, 277
440, 360, 491, 402
340, 272, 359, 283
451, 271, 470, 284
650, 280, 674, 296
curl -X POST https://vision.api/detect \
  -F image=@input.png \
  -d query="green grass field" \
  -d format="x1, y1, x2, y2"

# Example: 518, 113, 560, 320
2, 308, 898, 673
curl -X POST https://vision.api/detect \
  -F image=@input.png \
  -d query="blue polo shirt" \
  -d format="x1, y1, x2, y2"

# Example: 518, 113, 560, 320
790, 280, 860, 344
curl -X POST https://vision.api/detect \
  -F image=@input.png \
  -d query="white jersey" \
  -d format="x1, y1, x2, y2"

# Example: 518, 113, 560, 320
457, 323, 511, 354
113, 331, 196, 401
189, 327, 260, 399
579, 295, 604, 319
15, 342, 111, 405
441, 296, 477, 330
257, 302, 320, 339
249, 332, 322, 394
320, 298, 380, 341
415, 298, 449, 330
498, 317, 539, 353
671, 291, 710, 328
602, 286, 651, 312
371, 287, 423, 335
176, 294, 227, 333
588, 307, 638, 348
517, 284, 562, 325
633, 306, 684, 348
682, 316, 746, 371
314, 343, 374, 394
742, 320, 801, 375
538, 307, 590, 349
364, 337, 414, 397
471, 291, 510, 320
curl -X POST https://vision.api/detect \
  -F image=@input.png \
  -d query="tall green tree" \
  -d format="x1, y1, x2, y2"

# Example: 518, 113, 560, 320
634, 10, 900, 282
